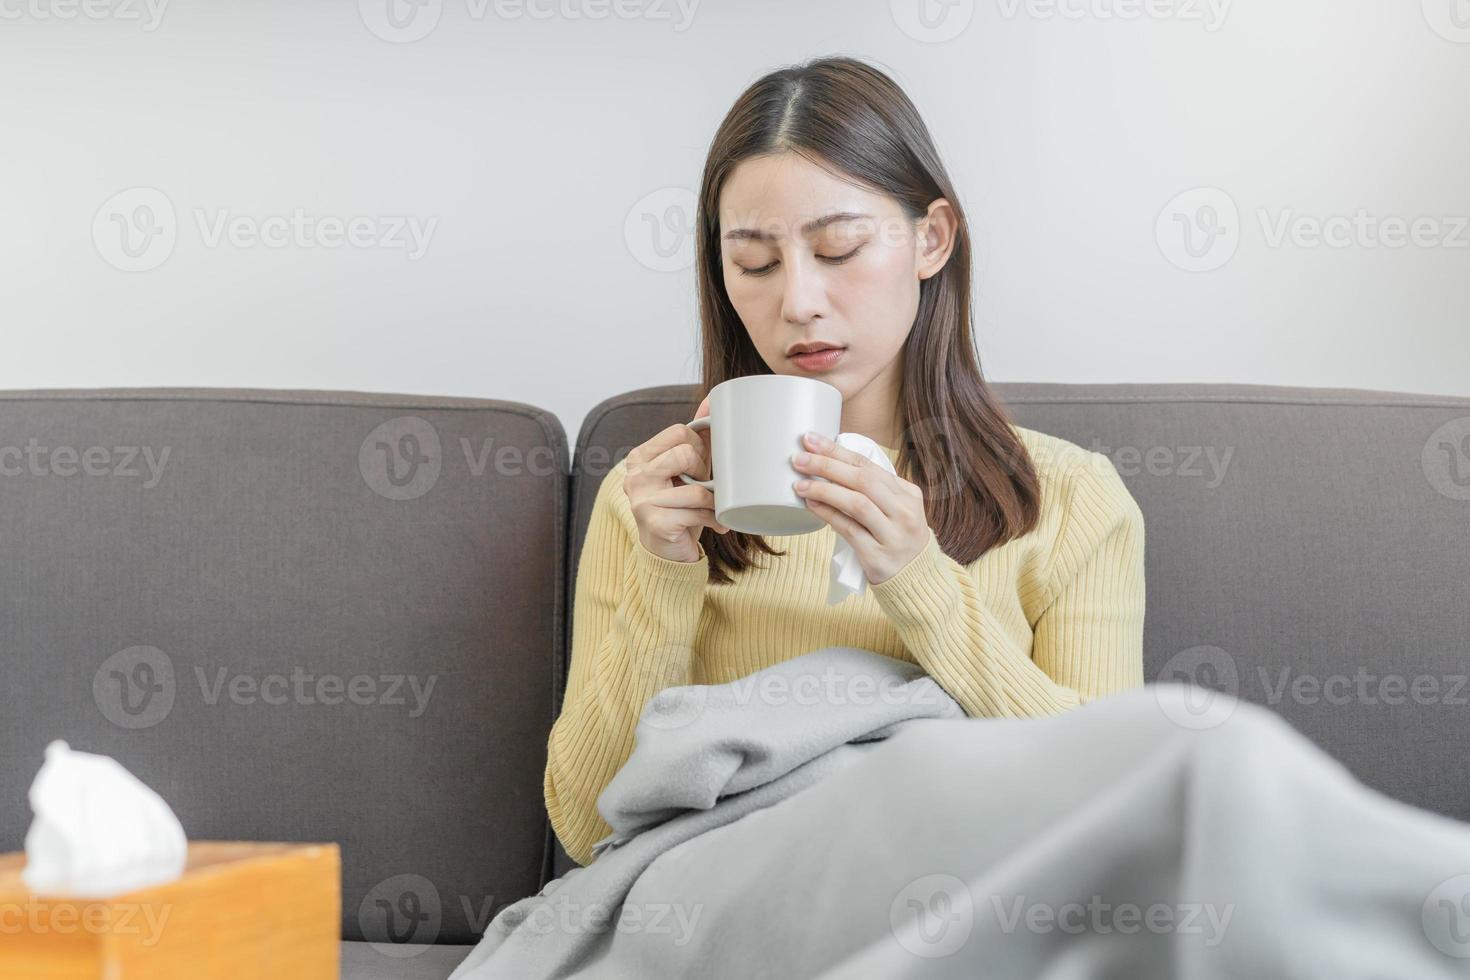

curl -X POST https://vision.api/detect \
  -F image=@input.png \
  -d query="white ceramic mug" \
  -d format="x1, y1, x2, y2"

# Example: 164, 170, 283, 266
678, 375, 845, 535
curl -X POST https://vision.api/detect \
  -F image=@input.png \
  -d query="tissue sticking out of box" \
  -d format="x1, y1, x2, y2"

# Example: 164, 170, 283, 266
22, 740, 187, 898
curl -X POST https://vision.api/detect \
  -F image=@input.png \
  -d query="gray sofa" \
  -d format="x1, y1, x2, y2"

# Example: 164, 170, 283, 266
4, 381, 1468, 980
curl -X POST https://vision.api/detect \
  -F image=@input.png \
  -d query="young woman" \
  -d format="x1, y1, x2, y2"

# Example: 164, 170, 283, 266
545, 56, 1146, 867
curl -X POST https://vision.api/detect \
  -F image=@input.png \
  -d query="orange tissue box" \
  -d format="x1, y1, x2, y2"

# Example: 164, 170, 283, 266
0, 841, 340, 980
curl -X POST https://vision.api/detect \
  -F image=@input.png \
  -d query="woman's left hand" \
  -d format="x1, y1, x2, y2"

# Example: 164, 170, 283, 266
791, 431, 932, 586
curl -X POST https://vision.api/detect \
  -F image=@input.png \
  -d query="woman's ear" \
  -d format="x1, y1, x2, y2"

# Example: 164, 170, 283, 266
916, 198, 958, 281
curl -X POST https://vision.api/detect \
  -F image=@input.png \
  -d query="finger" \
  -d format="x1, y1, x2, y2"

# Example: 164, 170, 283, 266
656, 478, 729, 533
803, 432, 871, 467
655, 441, 713, 482
632, 443, 709, 486
795, 478, 892, 544
629, 421, 710, 471
646, 481, 719, 512
795, 448, 903, 519
801, 496, 877, 550
666, 508, 729, 536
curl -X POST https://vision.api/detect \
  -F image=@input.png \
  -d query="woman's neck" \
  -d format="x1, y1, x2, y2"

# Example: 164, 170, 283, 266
839, 361, 904, 449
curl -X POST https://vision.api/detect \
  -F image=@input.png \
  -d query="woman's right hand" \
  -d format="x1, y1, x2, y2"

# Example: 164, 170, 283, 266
623, 395, 730, 564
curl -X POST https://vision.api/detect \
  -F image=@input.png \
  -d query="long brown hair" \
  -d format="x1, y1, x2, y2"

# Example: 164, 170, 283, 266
693, 56, 1040, 585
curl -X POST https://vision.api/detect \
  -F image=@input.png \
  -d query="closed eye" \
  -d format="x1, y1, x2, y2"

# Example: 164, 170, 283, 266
737, 245, 866, 278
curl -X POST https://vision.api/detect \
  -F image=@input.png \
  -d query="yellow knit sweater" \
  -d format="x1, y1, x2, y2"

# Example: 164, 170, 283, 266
545, 423, 1147, 866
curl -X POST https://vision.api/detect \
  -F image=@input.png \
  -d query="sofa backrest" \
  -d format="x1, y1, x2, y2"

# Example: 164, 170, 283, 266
0, 389, 566, 945
557, 381, 1470, 876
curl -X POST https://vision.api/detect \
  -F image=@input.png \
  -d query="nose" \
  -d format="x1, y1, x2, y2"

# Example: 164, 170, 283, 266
779, 253, 827, 325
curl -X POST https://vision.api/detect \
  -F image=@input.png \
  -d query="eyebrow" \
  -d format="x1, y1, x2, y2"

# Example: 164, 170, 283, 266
721, 211, 873, 243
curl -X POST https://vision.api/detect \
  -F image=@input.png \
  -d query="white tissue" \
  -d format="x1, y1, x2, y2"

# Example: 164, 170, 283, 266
825, 432, 900, 605
22, 740, 188, 898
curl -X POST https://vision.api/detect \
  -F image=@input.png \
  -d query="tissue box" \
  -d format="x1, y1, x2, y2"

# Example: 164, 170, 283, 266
0, 841, 340, 980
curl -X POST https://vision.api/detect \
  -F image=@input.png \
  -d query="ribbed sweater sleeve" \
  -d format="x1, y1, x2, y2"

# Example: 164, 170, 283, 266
868, 451, 1146, 718
544, 460, 709, 866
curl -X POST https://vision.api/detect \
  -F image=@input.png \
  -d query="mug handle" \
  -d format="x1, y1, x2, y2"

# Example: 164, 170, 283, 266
676, 416, 715, 490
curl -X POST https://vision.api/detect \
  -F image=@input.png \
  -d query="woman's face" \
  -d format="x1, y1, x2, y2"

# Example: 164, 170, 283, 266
717, 152, 954, 409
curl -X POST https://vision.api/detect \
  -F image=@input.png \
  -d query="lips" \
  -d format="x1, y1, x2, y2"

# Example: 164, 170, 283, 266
786, 341, 843, 356
788, 346, 845, 372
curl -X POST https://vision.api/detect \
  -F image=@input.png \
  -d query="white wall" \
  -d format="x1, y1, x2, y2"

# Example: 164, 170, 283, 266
3, 0, 1466, 442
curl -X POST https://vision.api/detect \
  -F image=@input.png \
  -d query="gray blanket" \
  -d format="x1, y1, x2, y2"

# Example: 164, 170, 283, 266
450, 646, 1470, 979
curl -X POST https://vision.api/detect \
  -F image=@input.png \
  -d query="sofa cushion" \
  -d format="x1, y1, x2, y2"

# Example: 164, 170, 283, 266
0, 388, 566, 943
